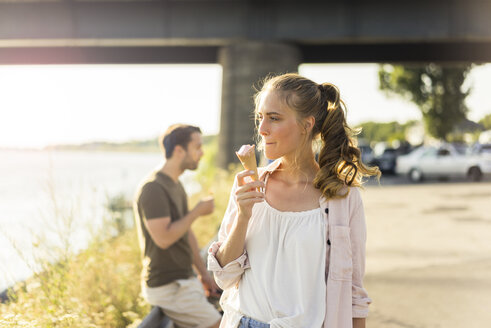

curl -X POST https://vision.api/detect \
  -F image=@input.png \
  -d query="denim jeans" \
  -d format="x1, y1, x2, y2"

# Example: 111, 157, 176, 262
239, 316, 270, 328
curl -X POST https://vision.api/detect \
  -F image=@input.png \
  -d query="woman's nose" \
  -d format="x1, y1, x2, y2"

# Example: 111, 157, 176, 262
258, 120, 268, 136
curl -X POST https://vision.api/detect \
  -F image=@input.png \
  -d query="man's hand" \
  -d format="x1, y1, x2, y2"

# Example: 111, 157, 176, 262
195, 196, 215, 216
198, 273, 221, 298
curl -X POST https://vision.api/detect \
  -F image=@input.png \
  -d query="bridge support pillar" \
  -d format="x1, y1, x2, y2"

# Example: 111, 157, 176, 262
217, 41, 301, 168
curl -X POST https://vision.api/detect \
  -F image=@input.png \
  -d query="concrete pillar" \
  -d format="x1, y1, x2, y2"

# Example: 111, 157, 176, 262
217, 41, 301, 168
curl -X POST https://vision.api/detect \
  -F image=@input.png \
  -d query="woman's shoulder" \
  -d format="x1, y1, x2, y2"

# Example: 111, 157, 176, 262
343, 187, 365, 217
323, 186, 363, 206
347, 186, 362, 199
342, 186, 363, 205
258, 166, 268, 177
258, 159, 281, 180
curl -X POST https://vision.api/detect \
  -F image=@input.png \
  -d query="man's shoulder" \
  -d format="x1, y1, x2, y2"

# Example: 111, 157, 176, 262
135, 172, 167, 200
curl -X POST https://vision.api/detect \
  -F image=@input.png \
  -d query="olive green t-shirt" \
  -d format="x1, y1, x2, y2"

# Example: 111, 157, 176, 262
134, 171, 194, 287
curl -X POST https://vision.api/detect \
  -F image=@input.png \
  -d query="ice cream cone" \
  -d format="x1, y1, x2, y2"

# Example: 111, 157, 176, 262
236, 144, 259, 181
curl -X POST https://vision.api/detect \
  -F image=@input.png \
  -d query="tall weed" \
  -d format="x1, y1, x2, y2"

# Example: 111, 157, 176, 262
190, 137, 240, 247
0, 178, 148, 327
0, 137, 239, 326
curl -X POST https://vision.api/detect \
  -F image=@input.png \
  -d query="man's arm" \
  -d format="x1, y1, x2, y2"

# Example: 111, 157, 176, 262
145, 197, 213, 250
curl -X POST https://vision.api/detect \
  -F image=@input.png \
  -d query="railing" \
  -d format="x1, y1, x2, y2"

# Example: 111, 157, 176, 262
138, 306, 171, 328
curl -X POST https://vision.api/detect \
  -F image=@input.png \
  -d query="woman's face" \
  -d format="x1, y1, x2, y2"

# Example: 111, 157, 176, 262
257, 90, 306, 160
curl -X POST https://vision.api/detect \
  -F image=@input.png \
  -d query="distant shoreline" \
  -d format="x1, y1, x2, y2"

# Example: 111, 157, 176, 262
0, 135, 217, 153
0, 147, 160, 153
4, 141, 160, 153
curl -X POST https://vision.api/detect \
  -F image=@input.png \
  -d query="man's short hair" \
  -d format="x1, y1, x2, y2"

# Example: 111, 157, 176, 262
160, 124, 201, 159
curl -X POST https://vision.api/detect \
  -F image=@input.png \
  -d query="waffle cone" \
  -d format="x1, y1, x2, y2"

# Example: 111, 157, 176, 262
236, 148, 259, 181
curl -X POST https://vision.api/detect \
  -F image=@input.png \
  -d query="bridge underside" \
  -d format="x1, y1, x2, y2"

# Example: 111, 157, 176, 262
2, 0, 491, 65
2, 0, 490, 166
1, 41, 491, 65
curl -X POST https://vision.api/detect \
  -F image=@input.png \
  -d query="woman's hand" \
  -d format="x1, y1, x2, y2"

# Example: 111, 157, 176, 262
235, 170, 265, 220
215, 170, 264, 268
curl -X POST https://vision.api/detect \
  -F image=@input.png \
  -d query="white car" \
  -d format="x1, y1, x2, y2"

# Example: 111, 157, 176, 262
396, 144, 491, 182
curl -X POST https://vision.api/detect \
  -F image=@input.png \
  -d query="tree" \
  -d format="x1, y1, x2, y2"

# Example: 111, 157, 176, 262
379, 63, 473, 141
479, 113, 491, 130
357, 120, 417, 143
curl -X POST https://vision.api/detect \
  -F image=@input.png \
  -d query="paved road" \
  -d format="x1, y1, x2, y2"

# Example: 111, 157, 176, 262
365, 173, 491, 186
361, 181, 491, 328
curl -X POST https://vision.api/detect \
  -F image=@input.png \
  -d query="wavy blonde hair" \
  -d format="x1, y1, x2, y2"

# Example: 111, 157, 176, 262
254, 73, 380, 199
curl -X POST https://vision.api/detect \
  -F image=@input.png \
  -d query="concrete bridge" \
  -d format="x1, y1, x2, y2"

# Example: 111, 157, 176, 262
1, 0, 491, 166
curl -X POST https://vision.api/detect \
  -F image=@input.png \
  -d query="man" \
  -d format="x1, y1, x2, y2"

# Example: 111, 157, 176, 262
134, 124, 221, 328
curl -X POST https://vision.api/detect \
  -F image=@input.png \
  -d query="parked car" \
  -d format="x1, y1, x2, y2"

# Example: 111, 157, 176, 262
469, 143, 491, 156
359, 144, 374, 166
371, 147, 398, 173
467, 143, 491, 181
370, 142, 412, 174
396, 144, 491, 182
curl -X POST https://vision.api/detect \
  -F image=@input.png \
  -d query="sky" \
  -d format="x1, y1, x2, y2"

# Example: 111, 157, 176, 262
1, 63, 490, 149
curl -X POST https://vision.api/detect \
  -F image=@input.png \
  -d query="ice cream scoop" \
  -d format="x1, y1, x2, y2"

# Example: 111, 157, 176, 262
236, 144, 259, 181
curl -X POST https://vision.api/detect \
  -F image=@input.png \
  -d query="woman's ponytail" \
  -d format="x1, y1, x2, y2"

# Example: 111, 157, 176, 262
314, 83, 380, 199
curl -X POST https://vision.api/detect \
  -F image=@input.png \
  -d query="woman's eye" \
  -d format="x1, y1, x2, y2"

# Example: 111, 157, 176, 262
256, 115, 279, 122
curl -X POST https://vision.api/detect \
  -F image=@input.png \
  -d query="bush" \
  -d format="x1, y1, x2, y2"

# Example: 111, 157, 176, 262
0, 227, 150, 328
0, 137, 239, 326
190, 137, 241, 247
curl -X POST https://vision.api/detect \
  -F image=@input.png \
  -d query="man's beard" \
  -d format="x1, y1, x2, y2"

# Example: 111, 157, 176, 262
181, 155, 199, 171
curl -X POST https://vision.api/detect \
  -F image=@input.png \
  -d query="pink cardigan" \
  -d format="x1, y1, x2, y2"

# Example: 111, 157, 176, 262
208, 160, 371, 328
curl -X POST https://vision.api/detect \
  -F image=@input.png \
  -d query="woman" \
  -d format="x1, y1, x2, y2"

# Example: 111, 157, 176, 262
208, 73, 380, 328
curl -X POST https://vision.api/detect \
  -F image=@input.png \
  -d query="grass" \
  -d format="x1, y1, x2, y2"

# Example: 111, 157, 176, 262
0, 138, 239, 327
0, 229, 149, 327
190, 137, 241, 247
0, 215, 151, 328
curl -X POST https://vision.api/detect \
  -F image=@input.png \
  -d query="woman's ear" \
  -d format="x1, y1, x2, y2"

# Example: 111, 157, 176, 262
303, 116, 315, 134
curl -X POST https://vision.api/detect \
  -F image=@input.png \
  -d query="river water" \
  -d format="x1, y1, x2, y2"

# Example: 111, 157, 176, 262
0, 149, 199, 292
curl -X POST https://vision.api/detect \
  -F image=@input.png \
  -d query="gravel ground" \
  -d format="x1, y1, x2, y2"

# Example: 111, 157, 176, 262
361, 181, 491, 328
